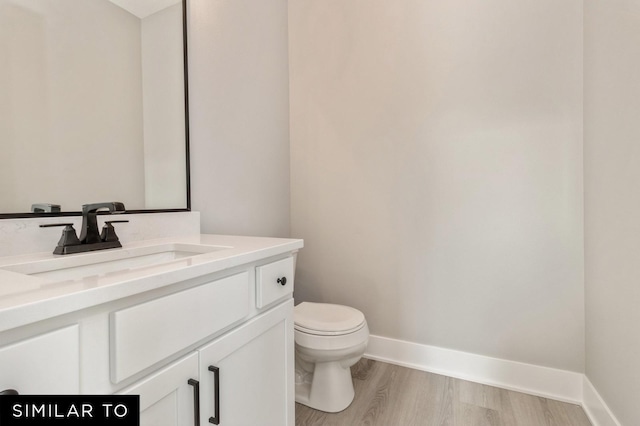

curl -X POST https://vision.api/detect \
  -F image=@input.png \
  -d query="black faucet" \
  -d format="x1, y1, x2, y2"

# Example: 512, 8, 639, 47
40, 202, 127, 255
79, 202, 126, 244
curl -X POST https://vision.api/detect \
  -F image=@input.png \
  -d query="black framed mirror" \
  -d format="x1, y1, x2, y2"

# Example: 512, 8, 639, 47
0, 0, 190, 218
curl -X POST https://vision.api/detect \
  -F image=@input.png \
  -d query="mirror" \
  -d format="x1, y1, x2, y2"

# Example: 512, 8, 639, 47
0, 0, 190, 217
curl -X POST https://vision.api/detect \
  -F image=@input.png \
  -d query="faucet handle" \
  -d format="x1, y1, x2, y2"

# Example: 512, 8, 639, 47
40, 223, 81, 253
101, 220, 129, 243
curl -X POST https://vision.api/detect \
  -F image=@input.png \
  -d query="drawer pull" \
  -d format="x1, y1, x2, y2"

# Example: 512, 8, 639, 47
0, 389, 19, 395
188, 379, 200, 426
277, 277, 287, 286
208, 366, 220, 425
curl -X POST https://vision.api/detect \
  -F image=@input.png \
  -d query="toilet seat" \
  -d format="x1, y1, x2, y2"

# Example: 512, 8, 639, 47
294, 322, 365, 336
294, 302, 365, 336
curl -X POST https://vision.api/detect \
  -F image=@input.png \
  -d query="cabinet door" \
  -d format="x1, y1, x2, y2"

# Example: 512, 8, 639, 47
120, 353, 199, 426
199, 300, 294, 426
0, 325, 79, 394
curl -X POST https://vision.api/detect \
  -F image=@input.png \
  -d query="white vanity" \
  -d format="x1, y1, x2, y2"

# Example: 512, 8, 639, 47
0, 234, 303, 426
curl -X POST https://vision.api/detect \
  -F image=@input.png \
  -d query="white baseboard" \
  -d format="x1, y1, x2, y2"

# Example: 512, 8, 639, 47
363, 335, 625, 426
582, 376, 622, 426
363, 335, 584, 404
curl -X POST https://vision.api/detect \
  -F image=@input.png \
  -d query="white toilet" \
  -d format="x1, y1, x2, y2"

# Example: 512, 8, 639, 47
294, 302, 369, 413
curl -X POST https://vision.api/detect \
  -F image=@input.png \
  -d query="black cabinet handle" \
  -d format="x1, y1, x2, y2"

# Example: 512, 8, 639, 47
277, 277, 287, 286
208, 366, 220, 425
188, 379, 200, 426
0, 389, 19, 395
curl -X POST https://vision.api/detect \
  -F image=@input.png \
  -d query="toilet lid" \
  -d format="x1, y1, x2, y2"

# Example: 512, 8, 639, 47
294, 302, 365, 334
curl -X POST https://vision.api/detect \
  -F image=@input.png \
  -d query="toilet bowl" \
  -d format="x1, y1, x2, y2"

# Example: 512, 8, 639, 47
294, 302, 369, 413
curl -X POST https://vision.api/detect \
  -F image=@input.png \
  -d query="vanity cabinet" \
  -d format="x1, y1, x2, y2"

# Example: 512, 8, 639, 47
119, 298, 293, 426
0, 235, 300, 426
114, 258, 295, 426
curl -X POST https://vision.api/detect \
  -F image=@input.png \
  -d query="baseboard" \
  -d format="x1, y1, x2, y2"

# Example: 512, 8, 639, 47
582, 376, 622, 426
363, 335, 584, 404
363, 335, 626, 425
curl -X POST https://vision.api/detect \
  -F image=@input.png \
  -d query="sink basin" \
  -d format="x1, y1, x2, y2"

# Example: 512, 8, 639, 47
1, 243, 230, 282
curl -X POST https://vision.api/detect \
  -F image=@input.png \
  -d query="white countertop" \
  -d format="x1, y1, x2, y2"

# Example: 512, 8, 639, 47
0, 234, 303, 333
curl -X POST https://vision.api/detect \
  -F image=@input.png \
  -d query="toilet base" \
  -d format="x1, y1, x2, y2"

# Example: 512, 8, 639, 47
295, 360, 355, 413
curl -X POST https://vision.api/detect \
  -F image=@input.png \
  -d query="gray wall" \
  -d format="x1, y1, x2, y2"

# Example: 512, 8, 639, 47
188, 0, 291, 237
289, 0, 585, 372
584, 0, 640, 424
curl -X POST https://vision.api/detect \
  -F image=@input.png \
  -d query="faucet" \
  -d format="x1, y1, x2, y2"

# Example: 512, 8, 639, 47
40, 202, 127, 255
79, 202, 126, 244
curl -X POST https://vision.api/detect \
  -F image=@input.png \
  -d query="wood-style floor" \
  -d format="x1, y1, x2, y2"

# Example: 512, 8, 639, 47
295, 359, 592, 426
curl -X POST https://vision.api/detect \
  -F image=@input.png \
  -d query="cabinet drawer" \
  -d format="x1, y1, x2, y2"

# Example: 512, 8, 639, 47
0, 325, 79, 394
256, 257, 294, 308
110, 272, 250, 383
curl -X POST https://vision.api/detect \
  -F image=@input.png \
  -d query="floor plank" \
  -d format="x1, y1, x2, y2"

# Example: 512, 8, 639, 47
295, 359, 592, 426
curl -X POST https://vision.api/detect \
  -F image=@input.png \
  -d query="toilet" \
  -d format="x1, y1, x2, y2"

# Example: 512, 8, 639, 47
294, 302, 369, 413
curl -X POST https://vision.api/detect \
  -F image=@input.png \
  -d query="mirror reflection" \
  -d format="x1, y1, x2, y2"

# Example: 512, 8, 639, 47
0, 0, 188, 215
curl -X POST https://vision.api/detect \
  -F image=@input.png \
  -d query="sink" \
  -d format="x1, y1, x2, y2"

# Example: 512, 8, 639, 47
0, 243, 230, 282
